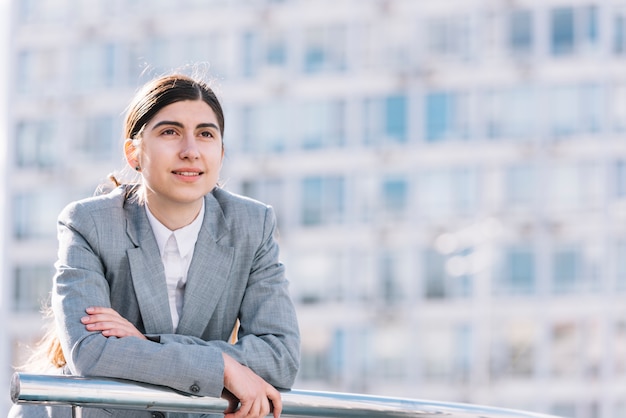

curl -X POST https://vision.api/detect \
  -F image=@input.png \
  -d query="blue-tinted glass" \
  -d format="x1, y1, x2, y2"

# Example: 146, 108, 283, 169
550, 86, 579, 137
379, 253, 399, 305
15, 120, 56, 168
104, 43, 116, 87
84, 115, 115, 160
382, 178, 408, 213
615, 14, 626, 54
266, 35, 286, 66
423, 249, 446, 299
585, 6, 598, 44
553, 249, 580, 293
242, 31, 257, 78
509, 10, 533, 53
617, 242, 626, 290
506, 164, 534, 207
385, 95, 407, 143
426, 92, 450, 142
551, 7, 575, 56
505, 249, 535, 294
455, 323, 472, 379
301, 101, 345, 149
302, 177, 323, 225
616, 161, 626, 198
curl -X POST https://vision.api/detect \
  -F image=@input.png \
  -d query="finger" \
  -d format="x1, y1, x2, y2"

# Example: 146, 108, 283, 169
270, 393, 282, 418
86, 306, 116, 315
226, 399, 250, 418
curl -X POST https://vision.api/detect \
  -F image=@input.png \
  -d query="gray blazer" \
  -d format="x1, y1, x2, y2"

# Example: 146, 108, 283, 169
10, 185, 300, 418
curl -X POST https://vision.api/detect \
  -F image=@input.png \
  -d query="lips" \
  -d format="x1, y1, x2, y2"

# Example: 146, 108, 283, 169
172, 170, 203, 176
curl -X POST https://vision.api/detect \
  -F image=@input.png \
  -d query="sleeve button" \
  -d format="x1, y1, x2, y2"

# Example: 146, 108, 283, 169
190, 384, 200, 393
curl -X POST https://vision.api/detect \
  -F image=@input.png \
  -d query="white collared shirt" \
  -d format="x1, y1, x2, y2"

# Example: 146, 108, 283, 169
145, 200, 205, 331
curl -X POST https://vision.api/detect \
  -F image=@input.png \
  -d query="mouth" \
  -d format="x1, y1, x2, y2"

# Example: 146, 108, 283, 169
172, 170, 203, 177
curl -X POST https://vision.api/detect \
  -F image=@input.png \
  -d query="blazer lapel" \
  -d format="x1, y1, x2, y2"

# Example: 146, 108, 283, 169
176, 193, 234, 337
124, 199, 174, 334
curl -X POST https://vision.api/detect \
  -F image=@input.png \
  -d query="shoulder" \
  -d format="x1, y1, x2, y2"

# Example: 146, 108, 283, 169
58, 185, 137, 223
211, 187, 272, 218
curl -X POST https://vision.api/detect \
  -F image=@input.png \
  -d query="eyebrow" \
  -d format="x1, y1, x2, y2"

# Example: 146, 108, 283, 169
151, 120, 220, 132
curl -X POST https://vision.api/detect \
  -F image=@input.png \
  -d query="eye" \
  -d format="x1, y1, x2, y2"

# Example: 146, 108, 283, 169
162, 128, 177, 136
199, 130, 215, 139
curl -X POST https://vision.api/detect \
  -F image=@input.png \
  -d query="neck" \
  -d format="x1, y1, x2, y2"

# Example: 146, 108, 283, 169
145, 194, 203, 231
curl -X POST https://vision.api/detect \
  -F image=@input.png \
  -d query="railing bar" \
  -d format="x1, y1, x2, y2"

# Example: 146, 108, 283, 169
11, 373, 563, 418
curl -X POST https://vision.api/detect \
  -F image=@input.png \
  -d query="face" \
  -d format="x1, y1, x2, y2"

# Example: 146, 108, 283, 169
125, 99, 224, 212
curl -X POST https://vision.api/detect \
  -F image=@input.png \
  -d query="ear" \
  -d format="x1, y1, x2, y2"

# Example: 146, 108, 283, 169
124, 138, 139, 169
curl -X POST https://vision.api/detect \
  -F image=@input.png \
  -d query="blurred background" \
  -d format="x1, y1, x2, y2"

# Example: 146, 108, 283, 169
2, 0, 626, 417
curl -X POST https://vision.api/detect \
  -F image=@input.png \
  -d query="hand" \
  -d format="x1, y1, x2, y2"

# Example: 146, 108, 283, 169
80, 306, 147, 340
222, 353, 282, 418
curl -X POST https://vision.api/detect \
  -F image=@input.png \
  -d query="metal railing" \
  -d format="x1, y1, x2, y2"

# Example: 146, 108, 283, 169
11, 373, 562, 418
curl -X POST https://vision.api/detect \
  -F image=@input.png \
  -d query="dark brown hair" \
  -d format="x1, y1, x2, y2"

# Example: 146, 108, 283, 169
124, 73, 225, 140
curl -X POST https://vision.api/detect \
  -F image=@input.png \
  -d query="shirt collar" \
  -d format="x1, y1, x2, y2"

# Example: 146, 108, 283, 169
145, 199, 205, 259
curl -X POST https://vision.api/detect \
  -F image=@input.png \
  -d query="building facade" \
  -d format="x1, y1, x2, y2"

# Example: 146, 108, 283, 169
4, 0, 626, 417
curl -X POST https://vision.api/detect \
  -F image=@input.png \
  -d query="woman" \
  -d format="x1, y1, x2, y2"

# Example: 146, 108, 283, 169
10, 74, 300, 418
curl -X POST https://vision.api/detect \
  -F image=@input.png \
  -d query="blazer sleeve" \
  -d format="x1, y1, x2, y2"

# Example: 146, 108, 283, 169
52, 202, 227, 398
157, 205, 301, 390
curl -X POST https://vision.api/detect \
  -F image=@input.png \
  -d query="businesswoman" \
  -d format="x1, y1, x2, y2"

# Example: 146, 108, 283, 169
10, 73, 300, 418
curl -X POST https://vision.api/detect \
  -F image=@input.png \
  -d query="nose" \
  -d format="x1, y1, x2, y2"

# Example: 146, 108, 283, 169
179, 133, 200, 160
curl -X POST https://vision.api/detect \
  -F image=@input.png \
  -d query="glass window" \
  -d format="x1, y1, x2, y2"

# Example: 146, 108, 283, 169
508, 10, 533, 55
614, 7, 626, 55
614, 320, 626, 376
73, 43, 118, 91
552, 247, 582, 294
381, 176, 409, 219
426, 15, 471, 61
417, 167, 478, 218
78, 115, 117, 161
616, 241, 626, 291
303, 25, 346, 74
385, 95, 408, 143
550, 85, 579, 137
183, 34, 222, 77
550, 6, 599, 57
425, 91, 469, 142
299, 100, 345, 149
15, 120, 58, 168
14, 191, 64, 239
242, 31, 258, 78
265, 30, 287, 68
290, 252, 342, 304
550, 164, 580, 211
363, 95, 408, 146
241, 102, 290, 153
505, 164, 535, 209
551, 7, 575, 56
419, 322, 472, 382
373, 326, 411, 380
378, 251, 411, 307
300, 327, 331, 380
491, 320, 536, 379
610, 83, 626, 132
498, 247, 535, 295
423, 248, 472, 299
301, 176, 345, 226
551, 321, 579, 377
484, 86, 536, 140
16, 49, 60, 96
13, 264, 54, 312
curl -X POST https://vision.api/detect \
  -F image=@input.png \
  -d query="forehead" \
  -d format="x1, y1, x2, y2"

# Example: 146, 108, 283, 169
148, 99, 218, 125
